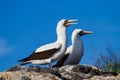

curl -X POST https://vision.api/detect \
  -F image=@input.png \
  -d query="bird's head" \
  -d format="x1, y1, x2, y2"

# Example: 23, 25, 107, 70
73, 29, 93, 37
57, 19, 78, 28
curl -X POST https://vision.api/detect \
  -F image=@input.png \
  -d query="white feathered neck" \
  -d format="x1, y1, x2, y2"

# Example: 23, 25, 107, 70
56, 20, 67, 43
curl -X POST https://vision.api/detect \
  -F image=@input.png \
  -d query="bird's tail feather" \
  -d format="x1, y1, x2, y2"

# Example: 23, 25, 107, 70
18, 57, 28, 62
19, 62, 30, 65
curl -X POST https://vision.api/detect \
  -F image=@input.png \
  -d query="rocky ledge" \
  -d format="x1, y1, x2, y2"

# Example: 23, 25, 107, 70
0, 64, 119, 80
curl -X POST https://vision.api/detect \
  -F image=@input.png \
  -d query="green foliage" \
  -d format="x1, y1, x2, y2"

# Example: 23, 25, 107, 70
106, 63, 120, 73
94, 45, 120, 73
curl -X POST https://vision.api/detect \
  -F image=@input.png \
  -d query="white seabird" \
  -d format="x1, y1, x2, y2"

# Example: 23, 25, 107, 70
53, 29, 92, 67
18, 19, 78, 68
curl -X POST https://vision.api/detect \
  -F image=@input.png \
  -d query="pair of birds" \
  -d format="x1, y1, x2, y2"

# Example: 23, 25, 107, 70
18, 19, 92, 68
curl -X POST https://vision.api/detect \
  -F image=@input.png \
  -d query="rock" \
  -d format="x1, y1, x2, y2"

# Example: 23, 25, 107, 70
91, 74, 120, 80
0, 64, 119, 80
7, 65, 41, 72
57, 65, 104, 80
0, 71, 61, 80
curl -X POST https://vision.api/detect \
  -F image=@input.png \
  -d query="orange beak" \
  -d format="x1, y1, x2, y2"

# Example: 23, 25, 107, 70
82, 31, 93, 34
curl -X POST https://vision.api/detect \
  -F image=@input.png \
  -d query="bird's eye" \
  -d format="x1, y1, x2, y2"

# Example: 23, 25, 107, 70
64, 20, 68, 26
79, 31, 83, 36
65, 20, 68, 23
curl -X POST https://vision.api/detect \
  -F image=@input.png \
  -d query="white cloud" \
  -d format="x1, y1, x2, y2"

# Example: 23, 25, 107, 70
0, 38, 14, 56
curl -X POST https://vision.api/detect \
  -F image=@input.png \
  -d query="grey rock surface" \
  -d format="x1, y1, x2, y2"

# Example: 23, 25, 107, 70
0, 64, 119, 80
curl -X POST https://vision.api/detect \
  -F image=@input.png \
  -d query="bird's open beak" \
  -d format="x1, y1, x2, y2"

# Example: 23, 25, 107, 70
66, 19, 78, 27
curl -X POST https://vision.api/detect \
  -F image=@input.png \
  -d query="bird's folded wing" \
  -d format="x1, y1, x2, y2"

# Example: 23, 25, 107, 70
35, 42, 61, 52
53, 53, 69, 67
20, 42, 62, 61
53, 46, 72, 67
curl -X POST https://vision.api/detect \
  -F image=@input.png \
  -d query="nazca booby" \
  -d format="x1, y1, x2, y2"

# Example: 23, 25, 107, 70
18, 19, 78, 68
53, 29, 92, 67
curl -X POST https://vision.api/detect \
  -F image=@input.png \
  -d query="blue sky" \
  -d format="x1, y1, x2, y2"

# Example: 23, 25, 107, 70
0, 0, 120, 71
